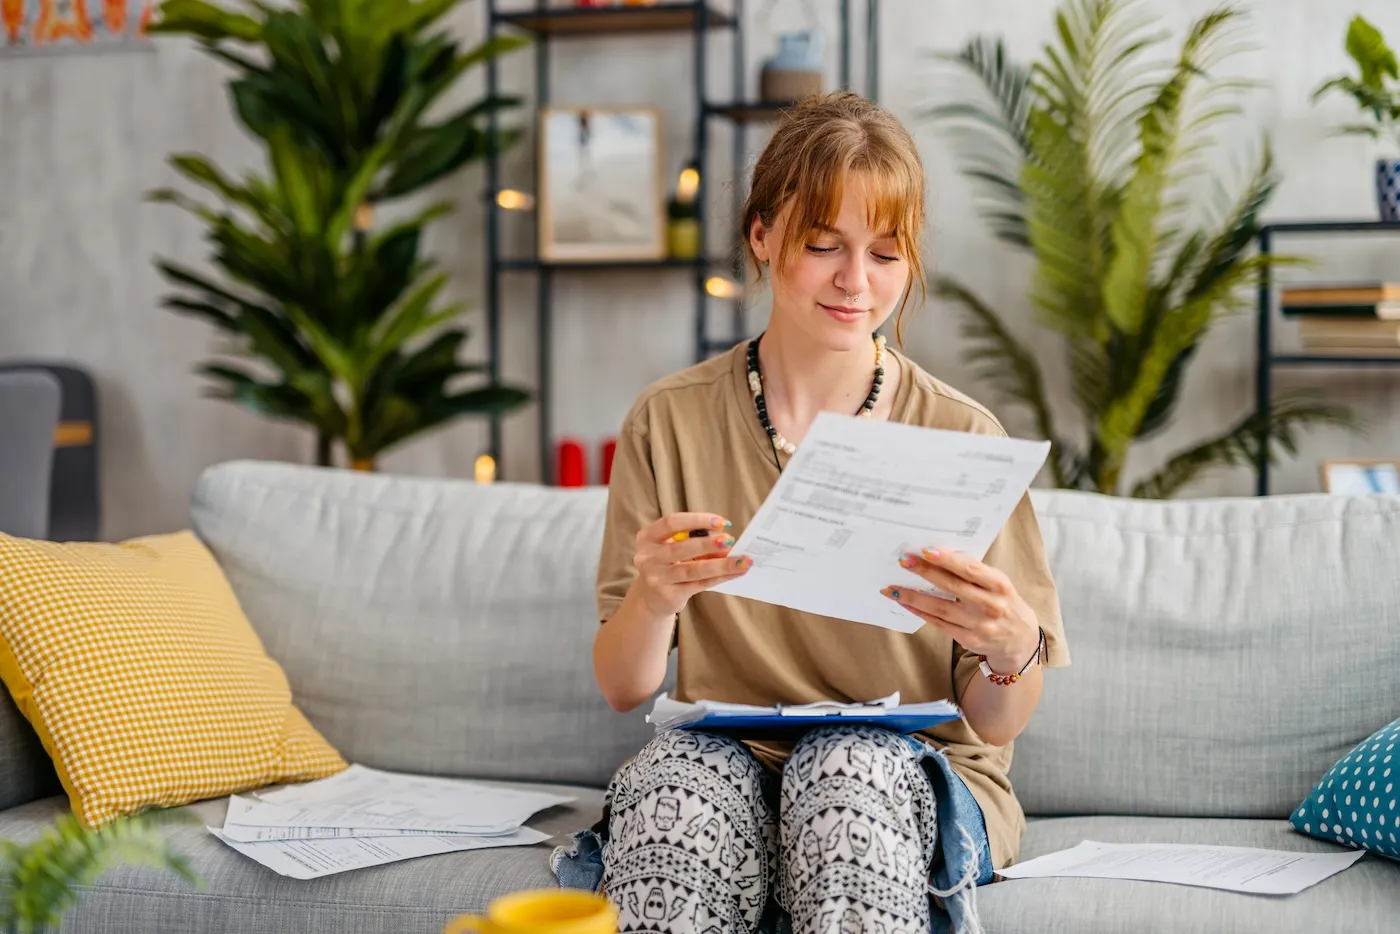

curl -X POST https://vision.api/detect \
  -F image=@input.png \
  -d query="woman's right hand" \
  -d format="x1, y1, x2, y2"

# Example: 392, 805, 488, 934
632, 513, 752, 618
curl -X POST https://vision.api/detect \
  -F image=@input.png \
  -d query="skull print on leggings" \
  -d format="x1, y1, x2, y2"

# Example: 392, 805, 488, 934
602, 726, 938, 934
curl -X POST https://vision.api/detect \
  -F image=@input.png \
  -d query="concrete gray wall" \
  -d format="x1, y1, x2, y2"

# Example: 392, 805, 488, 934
3, 1, 1398, 540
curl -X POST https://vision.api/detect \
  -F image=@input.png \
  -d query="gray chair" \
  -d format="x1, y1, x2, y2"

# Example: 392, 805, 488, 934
0, 362, 101, 540
0, 370, 62, 538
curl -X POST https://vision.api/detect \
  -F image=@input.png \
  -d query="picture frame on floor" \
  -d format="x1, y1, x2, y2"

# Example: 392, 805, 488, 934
538, 105, 665, 262
1320, 458, 1400, 494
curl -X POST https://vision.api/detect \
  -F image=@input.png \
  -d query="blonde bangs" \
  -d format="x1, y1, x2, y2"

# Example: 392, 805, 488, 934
773, 162, 926, 318
741, 92, 929, 343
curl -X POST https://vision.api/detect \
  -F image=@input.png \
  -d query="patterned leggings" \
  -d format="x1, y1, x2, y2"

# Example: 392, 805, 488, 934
601, 726, 940, 934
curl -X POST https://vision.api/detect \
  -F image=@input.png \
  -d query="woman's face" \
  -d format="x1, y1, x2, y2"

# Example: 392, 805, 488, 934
750, 173, 909, 353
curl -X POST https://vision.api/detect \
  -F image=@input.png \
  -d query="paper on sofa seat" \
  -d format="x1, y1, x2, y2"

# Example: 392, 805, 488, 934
218, 795, 523, 842
208, 825, 549, 880
233, 764, 573, 834
710, 412, 1050, 632
995, 840, 1366, 895
210, 764, 572, 876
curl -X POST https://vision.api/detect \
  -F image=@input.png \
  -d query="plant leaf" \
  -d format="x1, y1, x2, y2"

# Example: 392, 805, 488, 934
926, 35, 1033, 247
1100, 6, 1244, 336
1022, 0, 1172, 340
266, 126, 322, 237
1, 811, 199, 932
1130, 390, 1361, 498
162, 297, 239, 332
1094, 254, 1258, 480
1345, 14, 1399, 89
166, 153, 287, 230
935, 276, 1073, 487
147, 0, 261, 41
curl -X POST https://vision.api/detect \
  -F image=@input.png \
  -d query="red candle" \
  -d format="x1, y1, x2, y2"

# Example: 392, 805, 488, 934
600, 437, 617, 486
556, 438, 587, 487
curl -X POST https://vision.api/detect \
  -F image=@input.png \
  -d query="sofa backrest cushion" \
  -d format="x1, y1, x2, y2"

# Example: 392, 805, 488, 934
0, 691, 61, 810
1011, 489, 1400, 819
192, 462, 1400, 819
190, 460, 656, 790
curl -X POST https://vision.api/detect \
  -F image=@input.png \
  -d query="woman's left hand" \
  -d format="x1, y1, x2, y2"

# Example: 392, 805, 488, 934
882, 547, 1039, 672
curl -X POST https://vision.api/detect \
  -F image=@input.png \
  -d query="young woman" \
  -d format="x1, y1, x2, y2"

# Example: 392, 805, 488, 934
569, 92, 1070, 934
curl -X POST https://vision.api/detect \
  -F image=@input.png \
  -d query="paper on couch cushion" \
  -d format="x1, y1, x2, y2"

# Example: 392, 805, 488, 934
237, 764, 573, 834
208, 825, 548, 880
219, 795, 520, 842
995, 840, 1366, 895
210, 763, 572, 877
710, 412, 1051, 632
257, 763, 573, 810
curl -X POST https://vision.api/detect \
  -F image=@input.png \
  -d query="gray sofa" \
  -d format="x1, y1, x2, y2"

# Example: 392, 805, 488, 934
1, 459, 1397, 933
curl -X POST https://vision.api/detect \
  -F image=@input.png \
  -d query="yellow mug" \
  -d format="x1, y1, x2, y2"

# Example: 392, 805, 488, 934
444, 889, 617, 934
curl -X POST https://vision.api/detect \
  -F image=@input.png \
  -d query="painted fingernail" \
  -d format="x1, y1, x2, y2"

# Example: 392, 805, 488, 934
898, 554, 916, 568
734, 556, 752, 569
922, 548, 941, 559
711, 516, 726, 528
718, 536, 735, 548
883, 587, 900, 599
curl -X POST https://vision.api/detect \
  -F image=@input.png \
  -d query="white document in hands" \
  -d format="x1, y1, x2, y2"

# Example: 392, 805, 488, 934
711, 412, 1051, 632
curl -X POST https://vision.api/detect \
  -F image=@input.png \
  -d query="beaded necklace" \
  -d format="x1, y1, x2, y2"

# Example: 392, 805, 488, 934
745, 332, 886, 471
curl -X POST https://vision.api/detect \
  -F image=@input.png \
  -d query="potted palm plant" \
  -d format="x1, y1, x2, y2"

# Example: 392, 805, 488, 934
146, 0, 531, 471
1312, 14, 1400, 220
926, 0, 1356, 498
2, 812, 197, 934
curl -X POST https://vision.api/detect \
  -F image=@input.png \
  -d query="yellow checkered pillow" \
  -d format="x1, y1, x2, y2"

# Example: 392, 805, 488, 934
0, 529, 347, 826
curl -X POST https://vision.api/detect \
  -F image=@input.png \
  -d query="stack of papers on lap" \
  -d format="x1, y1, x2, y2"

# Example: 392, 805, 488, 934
208, 765, 574, 879
647, 692, 961, 734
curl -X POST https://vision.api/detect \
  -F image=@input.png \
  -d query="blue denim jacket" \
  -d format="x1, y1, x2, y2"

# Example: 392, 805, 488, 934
551, 736, 993, 934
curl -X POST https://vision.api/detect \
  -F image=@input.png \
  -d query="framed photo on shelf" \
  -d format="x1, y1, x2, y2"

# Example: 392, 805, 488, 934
1320, 458, 1400, 494
538, 106, 665, 262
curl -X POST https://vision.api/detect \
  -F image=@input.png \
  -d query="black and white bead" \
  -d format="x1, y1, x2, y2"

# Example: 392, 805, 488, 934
746, 334, 886, 456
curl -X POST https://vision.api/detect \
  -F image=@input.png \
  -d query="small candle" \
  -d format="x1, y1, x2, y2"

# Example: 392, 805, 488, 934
556, 438, 587, 487
601, 438, 618, 485
474, 454, 496, 484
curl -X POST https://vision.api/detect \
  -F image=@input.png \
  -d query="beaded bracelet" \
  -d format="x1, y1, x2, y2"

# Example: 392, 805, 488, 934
977, 627, 1048, 686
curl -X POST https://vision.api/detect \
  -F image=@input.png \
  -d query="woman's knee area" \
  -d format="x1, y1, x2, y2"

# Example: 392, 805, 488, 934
638, 729, 749, 766
624, 730, 769, 801
783, 726, 917, 794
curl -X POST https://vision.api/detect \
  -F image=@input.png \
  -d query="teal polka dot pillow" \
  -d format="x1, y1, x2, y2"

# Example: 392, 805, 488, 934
1291, 716, 1400, 859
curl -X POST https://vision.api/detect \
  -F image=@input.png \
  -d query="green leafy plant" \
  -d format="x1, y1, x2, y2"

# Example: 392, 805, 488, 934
1313, 14, 1400, 152
927, 0, 1356, 497
146, 0, 531, 470
1, 812, 198, 934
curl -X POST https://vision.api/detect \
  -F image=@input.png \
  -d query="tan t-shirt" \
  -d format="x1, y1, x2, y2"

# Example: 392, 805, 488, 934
596, 341, 1070, 869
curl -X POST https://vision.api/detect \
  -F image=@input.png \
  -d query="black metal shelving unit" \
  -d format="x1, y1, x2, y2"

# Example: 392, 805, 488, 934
1254, 219, 1400, 495
482, 0, 879, 481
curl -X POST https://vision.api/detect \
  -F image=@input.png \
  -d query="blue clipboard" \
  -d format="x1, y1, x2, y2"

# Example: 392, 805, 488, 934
673, 709, 961, 736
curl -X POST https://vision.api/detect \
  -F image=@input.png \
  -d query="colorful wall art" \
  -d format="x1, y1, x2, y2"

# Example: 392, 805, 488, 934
3, 1, 154, 53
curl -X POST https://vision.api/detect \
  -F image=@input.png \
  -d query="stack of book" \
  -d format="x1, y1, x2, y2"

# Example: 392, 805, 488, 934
1282, 283, 1400, 355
